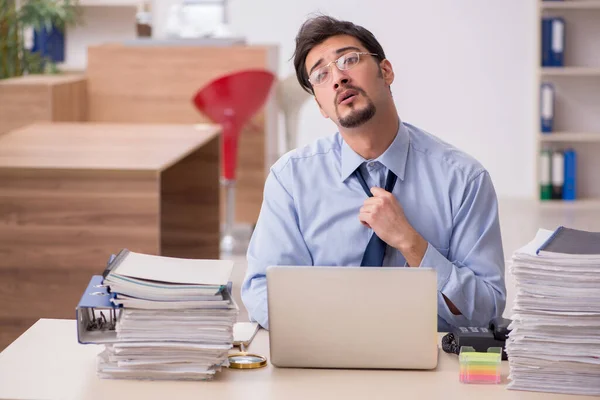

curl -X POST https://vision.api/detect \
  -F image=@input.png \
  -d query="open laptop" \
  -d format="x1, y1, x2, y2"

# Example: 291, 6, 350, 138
266, 266, 439, 370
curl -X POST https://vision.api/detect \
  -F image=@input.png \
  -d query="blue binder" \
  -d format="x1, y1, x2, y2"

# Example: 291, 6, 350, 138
537, 226, 600, 255
563, 148, 576, 201
540, 83, 555, 133
551, 18, 565, 67
32, 24, 65, 63
536, 226, 563, 255
542, 17, 565, 67
541, 18, 552, 67
76, 275, 119, 344
551, 150, 564, 200
553, 17, 565, 67
76, 273, 235, 344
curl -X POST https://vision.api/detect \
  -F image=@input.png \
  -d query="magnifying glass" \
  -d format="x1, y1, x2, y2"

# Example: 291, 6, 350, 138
228, 343, 267, 369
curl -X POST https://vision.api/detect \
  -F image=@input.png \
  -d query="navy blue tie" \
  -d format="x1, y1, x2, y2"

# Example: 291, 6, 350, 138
354, 166, 398, 266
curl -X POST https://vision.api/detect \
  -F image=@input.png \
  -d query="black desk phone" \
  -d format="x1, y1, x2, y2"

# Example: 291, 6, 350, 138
441, 317, 512, 360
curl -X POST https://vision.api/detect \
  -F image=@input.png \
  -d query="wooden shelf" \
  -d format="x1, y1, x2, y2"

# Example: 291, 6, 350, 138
540, 1, 600, 9
539, 132, 600, 142
539, 198, 600, 209
540, 67, 600, 76
536, 3, 600, 210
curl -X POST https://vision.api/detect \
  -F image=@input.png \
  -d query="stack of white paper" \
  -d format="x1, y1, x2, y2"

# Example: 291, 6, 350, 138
97, 342, 233, 380
97, 250, 238, 381
506, 229, 600, 396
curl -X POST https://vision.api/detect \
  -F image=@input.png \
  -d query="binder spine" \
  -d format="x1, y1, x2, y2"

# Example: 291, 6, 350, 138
550, 18, 565, 67
76, 275, 119, 344
536, 226, 565, 255
540, 83, 555, 133
542, 18, 565, 67
551, 150, 564, 200
542, 18, 552, 67
563, 148, 577, 201
540, 150, 552, 200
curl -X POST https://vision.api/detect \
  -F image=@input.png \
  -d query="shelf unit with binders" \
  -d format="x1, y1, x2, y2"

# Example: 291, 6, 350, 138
537, 0, 600, 209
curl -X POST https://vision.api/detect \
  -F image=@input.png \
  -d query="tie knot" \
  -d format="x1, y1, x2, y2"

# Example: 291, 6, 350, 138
354, 167, 398, 197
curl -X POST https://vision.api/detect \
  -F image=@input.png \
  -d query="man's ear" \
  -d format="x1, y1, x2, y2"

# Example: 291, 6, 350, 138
380, 59, 394, 86
315, 97, 330, 119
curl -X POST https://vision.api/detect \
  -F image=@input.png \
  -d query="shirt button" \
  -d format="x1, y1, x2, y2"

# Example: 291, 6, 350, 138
368, 162, 375, 167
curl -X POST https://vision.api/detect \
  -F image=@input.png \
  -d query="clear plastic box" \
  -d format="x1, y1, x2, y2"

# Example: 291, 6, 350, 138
459, 346, 502, 384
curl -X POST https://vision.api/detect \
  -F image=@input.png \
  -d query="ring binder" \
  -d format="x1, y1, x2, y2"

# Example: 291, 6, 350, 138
540, 83, 555, 133
76, 251, 239, 381
77, 251, 235, 345
76, 275, 120, 344
76, 275, 236, 344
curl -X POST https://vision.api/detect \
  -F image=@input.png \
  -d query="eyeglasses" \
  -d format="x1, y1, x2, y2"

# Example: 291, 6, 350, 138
308, 52, 379, 86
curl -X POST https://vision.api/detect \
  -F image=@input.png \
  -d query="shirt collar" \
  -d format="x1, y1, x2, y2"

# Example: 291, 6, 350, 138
340, 121, 410, 183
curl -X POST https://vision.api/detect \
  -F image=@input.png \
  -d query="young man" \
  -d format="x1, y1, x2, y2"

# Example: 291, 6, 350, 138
241, 15, 506, 332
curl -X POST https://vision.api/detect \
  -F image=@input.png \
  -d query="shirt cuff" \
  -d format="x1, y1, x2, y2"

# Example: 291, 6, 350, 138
418, 242, 453, 292
438, 297, 471, 328
248, 302, 269, 330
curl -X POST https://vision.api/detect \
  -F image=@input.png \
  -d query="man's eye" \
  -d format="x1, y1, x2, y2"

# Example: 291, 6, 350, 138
342, 55, 358, 66
315, 70, 329, 82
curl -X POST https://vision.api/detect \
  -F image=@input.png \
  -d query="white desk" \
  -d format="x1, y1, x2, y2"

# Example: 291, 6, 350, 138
0, 319, 586, 400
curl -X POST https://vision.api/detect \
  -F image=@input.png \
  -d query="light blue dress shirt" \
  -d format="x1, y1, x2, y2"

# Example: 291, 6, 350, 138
241, 120, 506, 332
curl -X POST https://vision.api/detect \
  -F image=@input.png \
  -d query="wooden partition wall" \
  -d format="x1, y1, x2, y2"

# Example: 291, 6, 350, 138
85, 43, 279, 224
0, 75, 86, 136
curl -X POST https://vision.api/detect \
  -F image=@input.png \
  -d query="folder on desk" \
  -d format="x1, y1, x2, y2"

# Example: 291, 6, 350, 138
536, 226, 600, 256
103, 248, 232, 293
540, 83, 555, 133
76, 275, 120, 344
76, 267, 235, 345
542, 17, 565, 67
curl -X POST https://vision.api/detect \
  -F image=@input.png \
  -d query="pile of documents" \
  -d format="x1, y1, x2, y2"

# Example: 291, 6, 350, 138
506, 227, 600, 396
97, 250, 238, 381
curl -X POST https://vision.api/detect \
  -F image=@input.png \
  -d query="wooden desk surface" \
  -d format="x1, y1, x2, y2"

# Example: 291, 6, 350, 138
0, 123, 220, 171
0, 319, 583, 400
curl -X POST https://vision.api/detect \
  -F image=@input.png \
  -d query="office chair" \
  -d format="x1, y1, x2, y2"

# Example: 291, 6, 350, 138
276, 73, 311, 153
192, 69, 275, 253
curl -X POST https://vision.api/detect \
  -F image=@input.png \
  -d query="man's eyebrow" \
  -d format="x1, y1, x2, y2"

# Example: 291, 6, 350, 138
308, 57, 324, 76
335, 46, 361, 55
308, 46, 362, 76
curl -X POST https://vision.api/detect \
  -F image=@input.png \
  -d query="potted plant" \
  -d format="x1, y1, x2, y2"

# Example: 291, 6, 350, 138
0, 0, 81, 79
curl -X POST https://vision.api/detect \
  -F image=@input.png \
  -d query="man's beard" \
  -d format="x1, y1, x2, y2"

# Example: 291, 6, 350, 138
337, 101, 376, 128
335, 86, 377, 128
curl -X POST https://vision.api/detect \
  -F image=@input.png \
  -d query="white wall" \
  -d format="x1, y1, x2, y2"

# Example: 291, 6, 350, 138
63, 6, 138, 70
78, 0, 538, 198
226, 0, 538, 199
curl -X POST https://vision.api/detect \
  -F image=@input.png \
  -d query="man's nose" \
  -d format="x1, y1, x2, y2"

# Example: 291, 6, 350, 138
331, 67, 350, 90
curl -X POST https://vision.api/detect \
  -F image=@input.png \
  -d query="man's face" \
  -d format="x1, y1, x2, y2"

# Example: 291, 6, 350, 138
305, 35, 392, 129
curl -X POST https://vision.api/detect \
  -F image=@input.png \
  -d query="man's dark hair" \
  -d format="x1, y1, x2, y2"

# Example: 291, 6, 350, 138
293, 15, 386, 95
